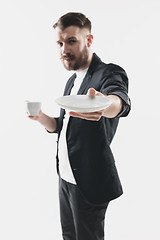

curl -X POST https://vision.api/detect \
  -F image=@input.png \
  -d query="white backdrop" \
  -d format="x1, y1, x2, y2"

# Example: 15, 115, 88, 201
0, 0, 160, 239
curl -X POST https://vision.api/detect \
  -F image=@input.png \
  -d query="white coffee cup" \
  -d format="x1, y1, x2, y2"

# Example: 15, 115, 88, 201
26, 101, 42, 116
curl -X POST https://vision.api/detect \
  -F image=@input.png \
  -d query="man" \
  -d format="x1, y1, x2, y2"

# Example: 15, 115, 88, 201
28, 12, 131, 240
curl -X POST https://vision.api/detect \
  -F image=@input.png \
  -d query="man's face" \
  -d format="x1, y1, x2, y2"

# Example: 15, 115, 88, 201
55, 26, 92, 71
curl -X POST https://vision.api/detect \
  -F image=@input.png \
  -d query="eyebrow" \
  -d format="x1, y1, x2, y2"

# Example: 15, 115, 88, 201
68, 36, 77, 40
56, 36, 77, 43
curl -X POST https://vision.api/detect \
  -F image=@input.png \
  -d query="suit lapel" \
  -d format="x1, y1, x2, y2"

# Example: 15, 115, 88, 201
77, 53, 101, 95
64, 73, 76, 96
77, 73, 92, 95
60, 72, 76, 119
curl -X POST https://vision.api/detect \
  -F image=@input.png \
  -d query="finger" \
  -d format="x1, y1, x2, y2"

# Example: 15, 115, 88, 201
71, 114, 101, 121
28, 115, 34, 119
87, 88, 103, 97
69, 111, 102, 121
70, 111, 102, 116
28, 115, 38, 120
26, 112, 31, 117
87, 88, 96, 98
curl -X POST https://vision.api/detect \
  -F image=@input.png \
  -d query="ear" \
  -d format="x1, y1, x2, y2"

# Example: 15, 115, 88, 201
87, 34, 93, 47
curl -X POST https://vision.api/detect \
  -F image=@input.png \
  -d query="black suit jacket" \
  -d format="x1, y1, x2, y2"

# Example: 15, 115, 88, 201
53, 53, 131, 204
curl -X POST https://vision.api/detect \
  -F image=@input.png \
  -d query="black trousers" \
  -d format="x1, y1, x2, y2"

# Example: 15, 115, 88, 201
59, 177, 109, 240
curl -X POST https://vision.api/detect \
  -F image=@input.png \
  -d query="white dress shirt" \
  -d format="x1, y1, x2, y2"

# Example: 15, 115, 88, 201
58, 68, 88, 184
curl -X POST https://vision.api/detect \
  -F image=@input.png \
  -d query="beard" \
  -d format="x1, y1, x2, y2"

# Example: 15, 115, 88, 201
61, 46, 89, 71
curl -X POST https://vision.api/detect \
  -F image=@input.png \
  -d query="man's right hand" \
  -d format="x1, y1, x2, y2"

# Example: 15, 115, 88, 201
27, 110, 43, 121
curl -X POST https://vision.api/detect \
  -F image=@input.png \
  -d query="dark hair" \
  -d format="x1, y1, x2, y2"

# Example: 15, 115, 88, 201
53, 12, 91, 32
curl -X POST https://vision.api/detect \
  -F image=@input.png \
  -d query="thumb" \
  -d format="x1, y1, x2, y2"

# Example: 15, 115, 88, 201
87, 88, 96, 98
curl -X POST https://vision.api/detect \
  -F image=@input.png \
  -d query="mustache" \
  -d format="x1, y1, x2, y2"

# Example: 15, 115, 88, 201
61, 54, 75, 61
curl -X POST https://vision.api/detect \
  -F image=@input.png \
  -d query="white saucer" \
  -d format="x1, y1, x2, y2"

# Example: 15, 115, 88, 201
55, 95, 112, 113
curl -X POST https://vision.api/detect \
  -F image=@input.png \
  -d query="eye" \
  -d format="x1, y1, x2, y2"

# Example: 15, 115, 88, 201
69, 39, 76, 45
57, 41, 63, 47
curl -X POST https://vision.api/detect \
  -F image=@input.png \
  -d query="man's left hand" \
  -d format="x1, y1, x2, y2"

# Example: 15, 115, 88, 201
69, 88, 105, 121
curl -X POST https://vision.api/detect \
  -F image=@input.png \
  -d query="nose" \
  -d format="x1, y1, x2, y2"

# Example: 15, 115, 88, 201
61, 43, 70, 55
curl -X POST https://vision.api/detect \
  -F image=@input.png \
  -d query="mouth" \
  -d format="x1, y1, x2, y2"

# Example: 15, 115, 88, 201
61, 55, 75, 62
64, 58, 72, 62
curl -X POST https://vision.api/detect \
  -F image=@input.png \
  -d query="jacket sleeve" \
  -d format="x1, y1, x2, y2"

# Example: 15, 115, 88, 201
100, 65, 131, 117
46, 108, 65, 134
46, 117, 60, 134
